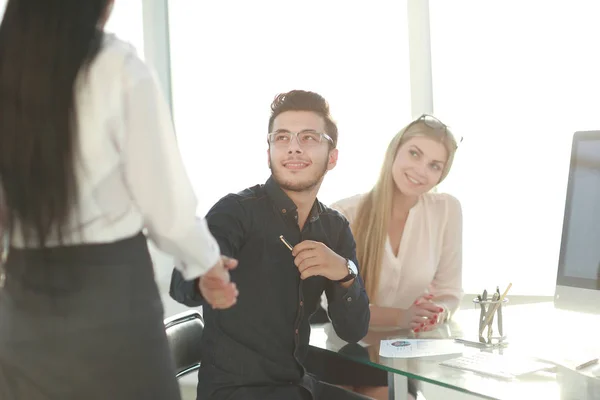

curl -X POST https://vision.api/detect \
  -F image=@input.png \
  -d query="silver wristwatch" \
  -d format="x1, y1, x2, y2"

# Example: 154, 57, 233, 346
336, 259, 358, 283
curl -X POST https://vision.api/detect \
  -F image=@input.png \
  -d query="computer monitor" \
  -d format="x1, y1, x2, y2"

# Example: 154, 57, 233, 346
555, 131, 600, 314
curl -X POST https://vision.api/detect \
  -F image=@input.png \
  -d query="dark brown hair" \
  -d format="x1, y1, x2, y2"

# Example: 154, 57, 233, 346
0, 0, 110, 246
268, 90, 338, 148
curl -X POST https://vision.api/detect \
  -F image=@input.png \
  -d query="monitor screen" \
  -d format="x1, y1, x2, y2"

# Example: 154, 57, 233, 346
555, 131, 600, 312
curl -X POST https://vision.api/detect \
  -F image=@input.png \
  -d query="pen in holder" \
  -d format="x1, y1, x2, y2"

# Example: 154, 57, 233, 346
473, 283, 512, 343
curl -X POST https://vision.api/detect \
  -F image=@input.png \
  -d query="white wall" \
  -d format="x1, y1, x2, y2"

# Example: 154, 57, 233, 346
167, 0, 412, 216
430, 0, 600, 296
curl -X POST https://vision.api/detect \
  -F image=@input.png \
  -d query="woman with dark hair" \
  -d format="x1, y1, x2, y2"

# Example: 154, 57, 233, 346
0, 1, 237, 399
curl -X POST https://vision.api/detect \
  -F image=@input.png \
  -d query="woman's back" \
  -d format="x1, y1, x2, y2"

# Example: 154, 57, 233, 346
0, 0, 107, 248
0, 3, 223, 398
3, 25, 219, 276
10, 34, 145, 246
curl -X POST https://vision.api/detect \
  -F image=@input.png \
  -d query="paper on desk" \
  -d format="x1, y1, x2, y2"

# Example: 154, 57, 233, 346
534, 351, 600, 375
379, 339, 464, 358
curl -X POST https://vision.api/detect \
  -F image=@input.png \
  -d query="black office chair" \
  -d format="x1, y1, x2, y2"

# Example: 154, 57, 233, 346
164, 310, 204, 378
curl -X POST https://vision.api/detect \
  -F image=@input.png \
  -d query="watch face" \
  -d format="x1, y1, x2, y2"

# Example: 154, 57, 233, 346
348, 260, 358, 275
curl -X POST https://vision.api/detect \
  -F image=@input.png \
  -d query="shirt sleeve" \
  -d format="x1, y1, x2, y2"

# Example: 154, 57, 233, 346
169, 194, 249, 307
169, 267, 205, 307
324, 217, 370, 343
429, 195, 464, 309
121, 60, 220, 280
322, 195, 360, 312
204, 194, 249, 260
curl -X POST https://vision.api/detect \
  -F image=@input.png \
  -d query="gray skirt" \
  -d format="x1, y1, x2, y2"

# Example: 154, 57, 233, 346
0, 233, 181, 400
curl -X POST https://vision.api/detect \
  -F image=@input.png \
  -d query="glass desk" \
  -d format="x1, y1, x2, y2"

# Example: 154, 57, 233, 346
309, 301, 600, 399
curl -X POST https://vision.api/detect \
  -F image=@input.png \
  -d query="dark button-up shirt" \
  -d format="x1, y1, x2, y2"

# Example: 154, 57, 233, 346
170, 177, 370, 398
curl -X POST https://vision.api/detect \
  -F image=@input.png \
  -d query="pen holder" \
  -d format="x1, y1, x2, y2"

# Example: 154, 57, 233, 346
473, 297, 509, 342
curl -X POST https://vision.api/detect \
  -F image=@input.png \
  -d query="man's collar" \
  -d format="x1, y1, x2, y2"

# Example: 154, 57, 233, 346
264, 176, 322, 222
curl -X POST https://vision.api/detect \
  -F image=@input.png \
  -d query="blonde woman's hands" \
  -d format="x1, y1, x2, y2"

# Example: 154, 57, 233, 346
399, 294, 446, 333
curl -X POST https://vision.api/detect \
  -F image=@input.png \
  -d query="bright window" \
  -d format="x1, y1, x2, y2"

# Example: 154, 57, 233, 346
168, 0, 411, 215
430, 0, 600, 295
105, 0, 145, 57
1, 1, 144, 57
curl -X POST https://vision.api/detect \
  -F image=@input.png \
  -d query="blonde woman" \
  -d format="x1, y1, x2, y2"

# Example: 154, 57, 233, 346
307, 114, 463, 400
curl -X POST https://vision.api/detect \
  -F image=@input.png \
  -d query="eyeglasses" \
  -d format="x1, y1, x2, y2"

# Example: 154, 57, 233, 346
410, 114, 463, 148
267, 130, 334, 148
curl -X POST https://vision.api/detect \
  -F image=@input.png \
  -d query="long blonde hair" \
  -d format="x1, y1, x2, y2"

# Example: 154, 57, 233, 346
352, 116, 459, 300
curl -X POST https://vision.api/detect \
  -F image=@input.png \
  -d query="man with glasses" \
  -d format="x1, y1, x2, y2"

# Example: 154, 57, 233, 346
170, 90, 370, 400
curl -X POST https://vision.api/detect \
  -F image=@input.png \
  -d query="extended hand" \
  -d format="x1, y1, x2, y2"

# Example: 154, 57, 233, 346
292, 240, 347, 281
198, 256, 239, 310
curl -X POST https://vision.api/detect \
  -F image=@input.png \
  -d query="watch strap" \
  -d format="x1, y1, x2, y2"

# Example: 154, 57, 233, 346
335, 258, 356, 283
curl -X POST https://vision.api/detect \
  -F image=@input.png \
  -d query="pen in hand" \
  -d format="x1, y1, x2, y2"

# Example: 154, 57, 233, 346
279, 235, 293, 251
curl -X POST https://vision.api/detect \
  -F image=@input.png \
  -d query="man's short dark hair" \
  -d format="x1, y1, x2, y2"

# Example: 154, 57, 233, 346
268, 90, 338, 148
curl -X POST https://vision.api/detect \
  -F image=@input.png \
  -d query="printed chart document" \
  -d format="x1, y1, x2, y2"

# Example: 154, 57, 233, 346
379, 339, 464, 358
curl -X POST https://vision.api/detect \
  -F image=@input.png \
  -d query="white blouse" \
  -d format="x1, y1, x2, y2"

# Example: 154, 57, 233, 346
331, 192, 463, 310
10, 34, 219, 280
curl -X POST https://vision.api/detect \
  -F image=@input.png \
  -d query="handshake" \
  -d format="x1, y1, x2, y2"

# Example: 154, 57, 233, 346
199, 256, 239, 310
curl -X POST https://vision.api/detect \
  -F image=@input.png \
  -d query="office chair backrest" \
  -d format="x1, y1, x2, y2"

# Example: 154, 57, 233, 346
164, 310, 204, 378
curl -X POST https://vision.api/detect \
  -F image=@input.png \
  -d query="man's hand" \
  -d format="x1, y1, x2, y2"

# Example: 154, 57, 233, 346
291, 240, 347, 281
198, 256, 239, 310
399, 294, 445, 332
